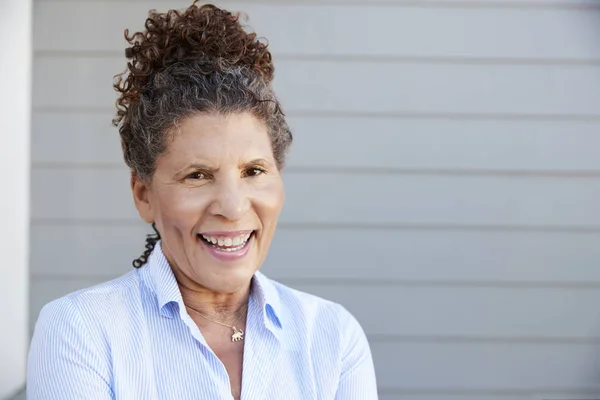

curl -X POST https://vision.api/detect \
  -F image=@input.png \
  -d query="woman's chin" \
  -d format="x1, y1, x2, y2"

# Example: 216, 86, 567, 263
190, 237, 259, 291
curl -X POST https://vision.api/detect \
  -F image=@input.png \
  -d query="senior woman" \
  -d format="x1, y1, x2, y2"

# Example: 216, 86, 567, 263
27, 2, 377, 399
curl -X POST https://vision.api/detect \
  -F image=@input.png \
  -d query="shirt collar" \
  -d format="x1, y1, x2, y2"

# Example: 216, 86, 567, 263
251, 270, 283, 331
141, 242, 283, 331
137, 241, 183, 319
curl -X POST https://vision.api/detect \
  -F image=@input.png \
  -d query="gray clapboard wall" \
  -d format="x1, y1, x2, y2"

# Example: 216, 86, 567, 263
28, 0, 600, 399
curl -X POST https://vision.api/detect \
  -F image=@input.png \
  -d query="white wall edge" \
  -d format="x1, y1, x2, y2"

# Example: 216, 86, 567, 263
0, 0, 32, 398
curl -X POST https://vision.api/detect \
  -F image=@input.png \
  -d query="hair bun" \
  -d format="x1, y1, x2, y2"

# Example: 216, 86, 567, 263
122, 2, 274, 83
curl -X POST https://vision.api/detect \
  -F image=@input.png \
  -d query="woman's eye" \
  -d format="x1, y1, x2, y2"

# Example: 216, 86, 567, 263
186, 172, 205, 180
246, 167, 266, 177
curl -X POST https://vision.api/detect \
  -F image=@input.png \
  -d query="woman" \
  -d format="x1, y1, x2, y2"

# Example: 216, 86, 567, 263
27, 2, 377, 399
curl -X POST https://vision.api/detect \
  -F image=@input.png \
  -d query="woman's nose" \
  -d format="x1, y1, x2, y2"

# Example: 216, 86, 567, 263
208, 179, 250, 222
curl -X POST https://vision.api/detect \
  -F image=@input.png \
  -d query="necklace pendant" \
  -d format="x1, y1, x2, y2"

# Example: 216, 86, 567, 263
231, 326, 244, 342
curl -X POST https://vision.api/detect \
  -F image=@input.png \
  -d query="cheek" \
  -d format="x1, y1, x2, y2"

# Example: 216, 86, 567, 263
254, 179, 285, 225
154, 188, 209, 228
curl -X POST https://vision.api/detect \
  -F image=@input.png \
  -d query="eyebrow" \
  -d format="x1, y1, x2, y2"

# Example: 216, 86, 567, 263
243, 158, 272, 167
175, 158, 275, 176
174, 163, 218, 176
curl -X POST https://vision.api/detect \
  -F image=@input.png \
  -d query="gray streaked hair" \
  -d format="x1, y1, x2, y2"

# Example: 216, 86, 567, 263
119, 60, 292, 181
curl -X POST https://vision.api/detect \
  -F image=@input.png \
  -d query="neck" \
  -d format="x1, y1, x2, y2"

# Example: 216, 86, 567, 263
174, 270, 251, 320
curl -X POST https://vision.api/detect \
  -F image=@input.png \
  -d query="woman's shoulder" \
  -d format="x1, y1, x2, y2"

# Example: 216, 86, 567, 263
257, 272, 362, 334
34, 270, 142, 332
27, 272, 143, 397
51, 269, 139, 303
258, 273, 372, 374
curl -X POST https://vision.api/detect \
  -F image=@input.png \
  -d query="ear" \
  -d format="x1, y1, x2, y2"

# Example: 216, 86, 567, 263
131, 172, 154, 224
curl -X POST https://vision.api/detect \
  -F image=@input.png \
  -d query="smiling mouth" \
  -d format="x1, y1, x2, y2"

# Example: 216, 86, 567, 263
197, 231, 256, 252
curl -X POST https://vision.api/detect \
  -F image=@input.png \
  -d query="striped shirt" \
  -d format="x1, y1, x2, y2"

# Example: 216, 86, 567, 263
27, 243, 378, 399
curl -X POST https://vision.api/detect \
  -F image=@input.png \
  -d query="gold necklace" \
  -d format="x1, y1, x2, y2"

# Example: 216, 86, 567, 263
186, 304, 247, 342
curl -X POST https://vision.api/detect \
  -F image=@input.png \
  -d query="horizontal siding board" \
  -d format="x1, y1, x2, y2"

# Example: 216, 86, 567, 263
32, 56, 600, 115
31, 0, 600, 5
26, 278, 600, 390
32, 112, 123, 165
378, 396, 524, 400
297, 0, 600, 4
273, 117, 600, 172
30, 224, 150, 277
299, 284, 600, 339
31, 168, 137, 220
33, 2, 600, 60
377, 396, 600, 400
32, 112, 600, 172
372, 342, 600, 390
31, 168, 600, 226
275, 61, 600, 115
28, 277, 600, 339
31, 225, 600, 283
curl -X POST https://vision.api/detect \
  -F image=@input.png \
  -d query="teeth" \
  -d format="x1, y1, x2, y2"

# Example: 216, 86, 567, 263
223, 244, 244, 252
201, 232, 252, 249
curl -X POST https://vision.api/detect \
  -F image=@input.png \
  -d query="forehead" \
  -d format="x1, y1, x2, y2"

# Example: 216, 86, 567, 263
164, 112, 272, 163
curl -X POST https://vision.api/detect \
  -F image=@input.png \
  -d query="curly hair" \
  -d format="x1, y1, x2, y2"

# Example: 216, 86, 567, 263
111, 1, 293, 267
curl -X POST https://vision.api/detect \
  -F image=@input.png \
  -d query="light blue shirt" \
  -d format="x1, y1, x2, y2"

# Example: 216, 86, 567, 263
27, 243, 378, 399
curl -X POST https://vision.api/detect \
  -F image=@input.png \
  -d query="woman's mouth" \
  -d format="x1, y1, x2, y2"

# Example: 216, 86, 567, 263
197, 230, 255, 260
